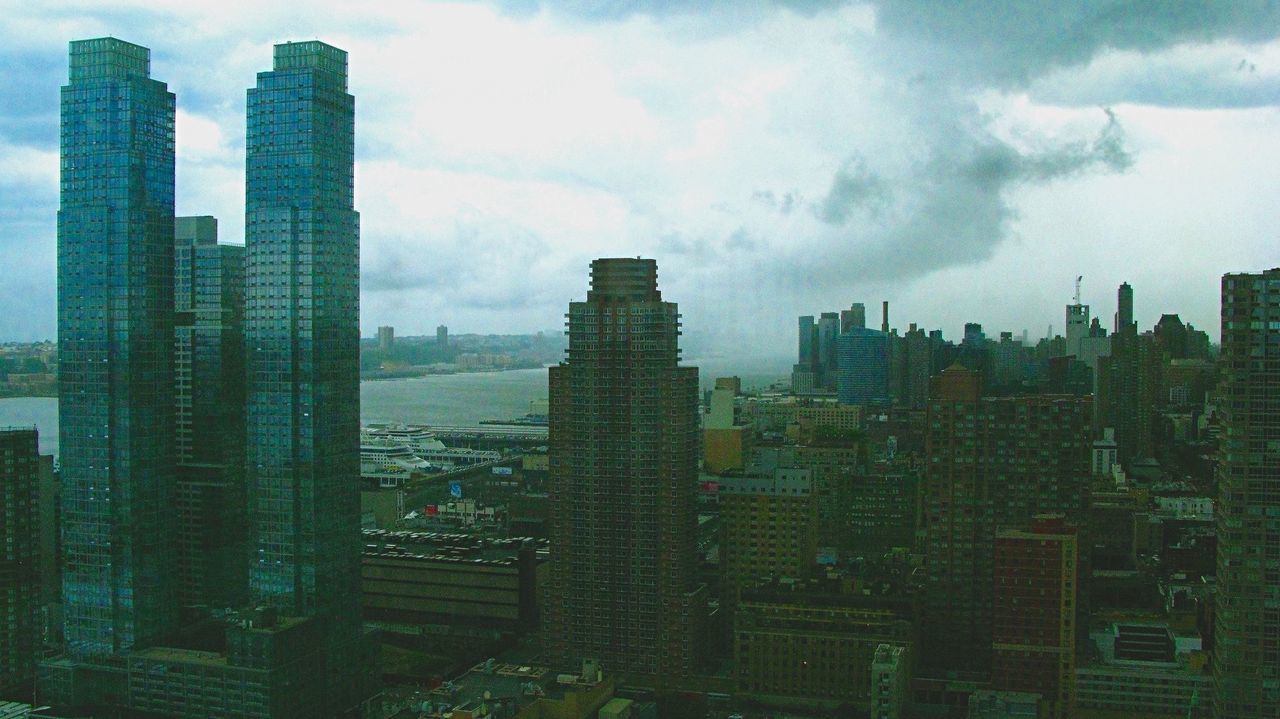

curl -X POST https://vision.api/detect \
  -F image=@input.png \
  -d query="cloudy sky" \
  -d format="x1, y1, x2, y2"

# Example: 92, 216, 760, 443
2, 1, 1277, 358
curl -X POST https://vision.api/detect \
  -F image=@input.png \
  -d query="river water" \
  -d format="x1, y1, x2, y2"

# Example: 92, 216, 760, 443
0, 355, 789, 458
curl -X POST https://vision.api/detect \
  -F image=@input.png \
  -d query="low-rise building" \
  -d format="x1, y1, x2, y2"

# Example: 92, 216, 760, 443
743, 397, 862, 434
754, 440, 865, 549
967, 690, 1043, 718
361, 530, 547, 634
1075, 622, 1211, 718
734, 580, 913, 710
37, 607, 377, 719
718, 469, 816, 608
382, 660, 614, 719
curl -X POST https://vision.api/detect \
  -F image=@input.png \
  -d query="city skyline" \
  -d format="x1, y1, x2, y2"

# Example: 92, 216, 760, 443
4, 11, 1272, 719
2, 3, 1279, 349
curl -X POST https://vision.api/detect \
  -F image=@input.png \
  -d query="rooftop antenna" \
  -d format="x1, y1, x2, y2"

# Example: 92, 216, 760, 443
1074, 275, 1083, 305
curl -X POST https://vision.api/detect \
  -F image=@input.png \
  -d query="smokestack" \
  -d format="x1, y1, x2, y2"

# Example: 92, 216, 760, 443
881, 301, 889, 333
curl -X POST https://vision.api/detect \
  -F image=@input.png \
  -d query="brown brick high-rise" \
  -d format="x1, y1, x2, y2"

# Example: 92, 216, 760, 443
992, 515, 1078, 719
548, 258, 706, 677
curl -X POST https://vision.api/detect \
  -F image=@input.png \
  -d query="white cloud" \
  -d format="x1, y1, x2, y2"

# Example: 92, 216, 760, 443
0, 1, 1277, 349
0, 142, 57, 190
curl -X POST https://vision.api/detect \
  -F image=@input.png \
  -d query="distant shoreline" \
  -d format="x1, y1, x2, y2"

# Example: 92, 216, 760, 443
360, 364, 548, 381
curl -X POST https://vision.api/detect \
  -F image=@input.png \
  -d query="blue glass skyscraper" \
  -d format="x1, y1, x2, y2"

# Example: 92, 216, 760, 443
245, 40, 372, 711
57, 37, 177, 657
835, 327, 890, 406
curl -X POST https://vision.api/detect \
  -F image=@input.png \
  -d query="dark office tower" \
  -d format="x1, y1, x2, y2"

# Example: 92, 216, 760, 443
548, 258, 706, 676
57, 37, 177, 657
841, 303, 866, 333
835, 328, 889, 405
958, 322, 993, 382
793, 315, 818, 392
963, 322, 984, 345
818, 312, 840, 388
992, 332, 1022, 388
901, 325, 932, 408
377, 325, 394, 351
1215, 269, 1280, 719
887, 331, 907, 404
1098, 327, 1161, 466
922, 366, 1091, 677
797, 315, 815, 365
0, 429, 40, 697
1153, 313, 1188, 359
246, 41, 372, 711
1115, 282, 1133, 333
436, 324, 448, 347
173, 216, 247, 612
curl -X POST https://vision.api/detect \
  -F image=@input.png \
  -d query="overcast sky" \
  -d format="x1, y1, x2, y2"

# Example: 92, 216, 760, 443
1, 2, 1277, 357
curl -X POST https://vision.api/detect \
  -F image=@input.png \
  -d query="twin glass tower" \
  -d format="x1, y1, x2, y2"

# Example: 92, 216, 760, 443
53, 37, 367, 716
59, 36, 179, 658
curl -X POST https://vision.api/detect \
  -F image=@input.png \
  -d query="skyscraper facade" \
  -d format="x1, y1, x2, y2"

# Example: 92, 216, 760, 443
793, 315, 819, 394
0, 428, 40, 697
818, 312, 840, 388
1065, 301, 1089, 357
718, 469, 816, 609
245, 40, 372, 711
1098, 326, 1161, 466
902, 324, 932, 408
245, 38, 359, 625
841, 302, 866, 333
797, 315, 815, 367
1214, 269, 1280, 719
39, 37, 372, 719
548, 258, 706, 676
992, 516, 1078, 719
173, 216, 247, 611
922, 366, 1091, 675
1115, 281, 1133, 333
835, 327, 890, 406
57, 37, 177, 657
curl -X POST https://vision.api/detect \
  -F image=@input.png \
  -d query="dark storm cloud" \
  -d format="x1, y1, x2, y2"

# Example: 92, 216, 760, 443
768, 107, 1134, 289
751, 190, 801, 215
494, 0, 846, 22
816, 156, 888, 225
1030, 54, 1280, 108
870, 0, 1280, 88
